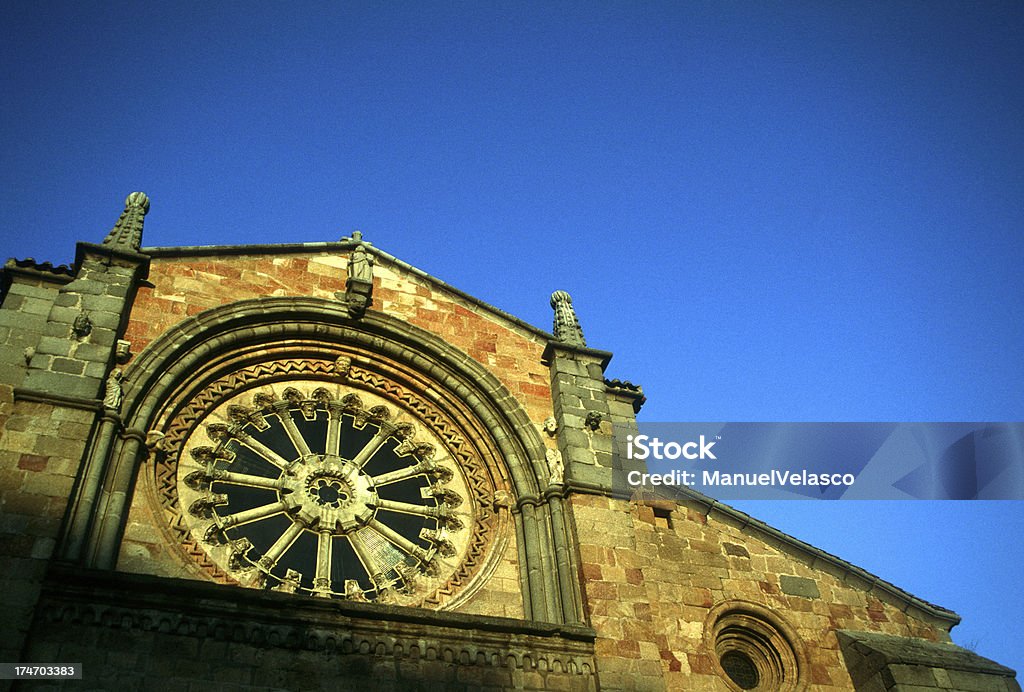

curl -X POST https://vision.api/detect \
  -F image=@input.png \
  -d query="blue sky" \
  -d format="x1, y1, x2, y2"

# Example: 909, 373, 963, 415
3, 1, 1022, 676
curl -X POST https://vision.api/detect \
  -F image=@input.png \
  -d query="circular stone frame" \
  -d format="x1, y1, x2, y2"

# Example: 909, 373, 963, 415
703, 600, 807, 692
144, 352, 511, 611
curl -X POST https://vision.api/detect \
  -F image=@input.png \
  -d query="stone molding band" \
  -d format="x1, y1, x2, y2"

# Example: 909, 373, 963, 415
39, 564, 597, 675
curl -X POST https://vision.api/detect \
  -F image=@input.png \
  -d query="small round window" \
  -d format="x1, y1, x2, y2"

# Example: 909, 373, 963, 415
705, 601, 804, 692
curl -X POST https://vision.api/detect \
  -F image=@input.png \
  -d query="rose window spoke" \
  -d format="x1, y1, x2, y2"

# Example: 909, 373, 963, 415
217, 500, 292, 529
226, 428, 292, 471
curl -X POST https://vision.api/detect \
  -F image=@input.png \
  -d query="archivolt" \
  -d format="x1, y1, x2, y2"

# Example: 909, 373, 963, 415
79, 297, 570, 623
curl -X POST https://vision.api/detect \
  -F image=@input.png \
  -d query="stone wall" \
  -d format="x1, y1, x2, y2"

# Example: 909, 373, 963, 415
20, 565, 596, 692
122, 247, 554, 424
1, 242, 146, 666
570, 493, 962, 691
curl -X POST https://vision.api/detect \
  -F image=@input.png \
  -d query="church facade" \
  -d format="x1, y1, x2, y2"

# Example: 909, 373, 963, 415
0, 194, 1018, 691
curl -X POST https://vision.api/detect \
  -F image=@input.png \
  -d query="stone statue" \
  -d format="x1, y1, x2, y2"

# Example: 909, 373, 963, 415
546, 448, 564, 486
103, 368, 123, 410
337, 242, 374, 318
348, 244, 374, 284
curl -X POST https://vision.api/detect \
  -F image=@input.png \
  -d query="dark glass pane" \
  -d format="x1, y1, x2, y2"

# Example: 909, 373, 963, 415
234, 513, 293, 564
251, 415, 301, 462
291, 409, 327, 454
376, 509, 430, 547
223, 440, 282, 479
377, 476, 430, 505
721, 650, 759, 689
362, 439, 409, 476
331, 536, 371, 590
339, 416, 374, 460
284, 529, 317, 587
217, 484, 277, 514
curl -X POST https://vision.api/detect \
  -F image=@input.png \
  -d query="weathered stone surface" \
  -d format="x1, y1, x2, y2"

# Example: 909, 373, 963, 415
838, 630, 1020, 692
25, 566, 597, 692
780, 573, 821, 598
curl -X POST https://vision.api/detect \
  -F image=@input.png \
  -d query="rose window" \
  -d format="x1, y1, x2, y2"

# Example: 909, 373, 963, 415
175, 383, 471, 603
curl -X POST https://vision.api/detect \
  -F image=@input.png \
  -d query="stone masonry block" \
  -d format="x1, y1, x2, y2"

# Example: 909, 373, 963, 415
780, 574, 821, 598
5, 321, 46, 347
560, 429, 590, 449
23, 370, 100, 399
4, 283, 58, 300
0, 294, 26, 311
946, 669, 1016, 691
0, 309, 35, 328
91, 330, 116, 347
74, 342, 113, 363
0, 343, 29, 366
42, 321, 72, 338
48, 305, 81, 324
62, 278, 104, 295
51, 357, 86, 375
53, 293, 80, 308
35, 336, 72, 357
0, 362, 25, 386
18, 297, 52, 317
566, 447, 595, 466
83, 361, 108, 379
86, 310, 122, 330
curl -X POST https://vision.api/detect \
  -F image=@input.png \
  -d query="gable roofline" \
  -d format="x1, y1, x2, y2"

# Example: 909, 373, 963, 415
573, 480, 961, 631
141, 240, 556, 342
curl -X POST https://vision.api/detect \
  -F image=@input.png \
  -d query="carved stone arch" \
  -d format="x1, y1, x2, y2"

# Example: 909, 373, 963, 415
121, 298, 549, 495
81, 296, 570, 622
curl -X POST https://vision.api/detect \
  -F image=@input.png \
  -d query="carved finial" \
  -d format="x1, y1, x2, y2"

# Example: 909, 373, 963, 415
550, 290, 586, 347
102, 192, 150, 251
272, 569, 302, 594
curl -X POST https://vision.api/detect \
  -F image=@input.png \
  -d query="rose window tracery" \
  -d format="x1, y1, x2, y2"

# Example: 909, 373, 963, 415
174, 382, 475, 603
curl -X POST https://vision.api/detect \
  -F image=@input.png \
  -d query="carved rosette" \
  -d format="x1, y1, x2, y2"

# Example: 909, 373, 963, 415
155, 359, 502, 609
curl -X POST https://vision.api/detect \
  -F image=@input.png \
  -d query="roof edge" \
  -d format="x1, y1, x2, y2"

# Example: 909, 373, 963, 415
675, 486, 962, 629
568, 479, 961, 630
